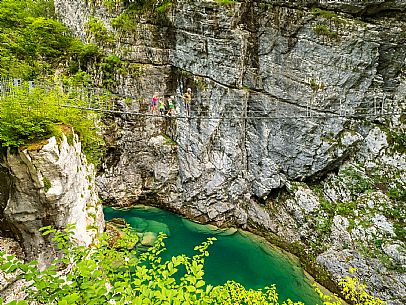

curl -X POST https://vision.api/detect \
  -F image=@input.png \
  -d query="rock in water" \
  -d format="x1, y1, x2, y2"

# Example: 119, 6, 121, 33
141, 232, 157, 246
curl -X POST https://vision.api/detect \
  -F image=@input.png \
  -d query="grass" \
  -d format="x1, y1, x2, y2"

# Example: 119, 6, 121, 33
309, 78, 326, 91
162, 133, 177, 146
43, 177, 51, 192
313, 24, 338, 39
215, 0, 236, 5
310, 7, 338, 20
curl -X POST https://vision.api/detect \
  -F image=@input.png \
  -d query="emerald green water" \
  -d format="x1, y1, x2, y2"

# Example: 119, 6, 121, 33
104, 206, 322, 305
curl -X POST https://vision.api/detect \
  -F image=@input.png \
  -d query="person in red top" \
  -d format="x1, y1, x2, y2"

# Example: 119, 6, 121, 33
151, 92, 159, 113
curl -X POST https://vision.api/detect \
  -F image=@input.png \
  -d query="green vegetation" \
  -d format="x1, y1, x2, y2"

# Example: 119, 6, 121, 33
215, 0, 237, 5
162, 133, 177, 146
308, 160, 405, 270
0, 226, 387, 305
0, 0, 136, 89
313, 23, 338, 39
110, 11, 138, 31
0, 86, 105, 165
43, 177, 51, 192
339, 163, 405, 204
310, 7, 339, 20
89, 0, 173, 13
85, 17, 114, 44
0, 0, 99, 80
98, 0, 121, 12
381, 126, 406, 154
310, 7, 343, 40
309, 78, 326, 91
88, 0, 173, 31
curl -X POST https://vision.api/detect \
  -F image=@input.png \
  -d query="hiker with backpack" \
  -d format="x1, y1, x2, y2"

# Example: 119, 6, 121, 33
159, 97, 165, 115
183, 88, 192, 116
167, 96, 174, 116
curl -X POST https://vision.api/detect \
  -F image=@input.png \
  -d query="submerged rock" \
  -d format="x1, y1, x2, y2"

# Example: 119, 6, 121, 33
141, 232, 157, 247
181, 218, 237, 236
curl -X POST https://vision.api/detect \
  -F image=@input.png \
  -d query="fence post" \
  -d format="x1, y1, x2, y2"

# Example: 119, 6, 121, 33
381, 93, 386, 115
28, 81, 35, 91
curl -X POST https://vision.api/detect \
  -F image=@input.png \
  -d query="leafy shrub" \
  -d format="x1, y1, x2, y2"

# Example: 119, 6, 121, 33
0, 226, 387, 305
0, 85, 105, 165
85, 17, 114, 44
110, 11, 138, 31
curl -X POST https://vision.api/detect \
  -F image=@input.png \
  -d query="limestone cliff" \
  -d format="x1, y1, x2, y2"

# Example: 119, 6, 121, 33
55, 0, 405, 303
0, 133, 104, 268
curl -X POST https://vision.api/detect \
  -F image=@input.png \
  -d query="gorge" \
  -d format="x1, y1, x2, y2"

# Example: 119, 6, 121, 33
0, 0, 405, 304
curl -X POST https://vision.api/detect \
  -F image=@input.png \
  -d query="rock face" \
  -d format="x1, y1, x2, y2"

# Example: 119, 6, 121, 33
55, 0, 405, 303
0, 134, 104, 268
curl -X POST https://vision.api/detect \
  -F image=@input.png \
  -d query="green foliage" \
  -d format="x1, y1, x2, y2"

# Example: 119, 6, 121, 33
393, 222, 406, 243
340, 165, 374, 194
90, 0, 173, 16
125, 0, 173, 15
309, 78, 326, 91
67, 41, 100, 76
0, 0, 121, 89
386, 129, 406, 154
313, 23, 338, 39
94, 0, 173, 31
110, 11, 138, 31
310, 7, 338, 20
0, 227, 387, 305
314, 268, 386, 305
162, 133, 177, 145
215, 0, 237, 5
156, 1, 173, 14
337, 162, 405, 204
102, 0, 121, 12
0, 0, 96, 79
99, 55, 124, 88
43, 177, 51, 192
85, 17, 114, 44
0, 85, 105, 165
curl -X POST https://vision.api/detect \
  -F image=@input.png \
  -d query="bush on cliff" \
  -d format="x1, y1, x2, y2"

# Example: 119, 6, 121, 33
0, 226, 386, 305
0, 85, 104, 165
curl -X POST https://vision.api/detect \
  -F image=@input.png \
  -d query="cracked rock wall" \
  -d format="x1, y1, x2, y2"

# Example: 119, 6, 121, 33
0, 134, 105, 268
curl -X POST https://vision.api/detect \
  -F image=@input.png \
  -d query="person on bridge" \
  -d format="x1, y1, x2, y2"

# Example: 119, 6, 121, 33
183, 88, 192, 116
167, 96, 174, 116
159, 97, 165, 115
151, 92, 159, 113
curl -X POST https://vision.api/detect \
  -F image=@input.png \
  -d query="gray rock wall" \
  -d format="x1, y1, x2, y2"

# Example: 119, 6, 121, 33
0, 134, 104, 268
55, 0, 405, 303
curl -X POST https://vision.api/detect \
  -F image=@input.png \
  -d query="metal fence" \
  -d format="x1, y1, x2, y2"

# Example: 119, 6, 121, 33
0, 78, 403, 121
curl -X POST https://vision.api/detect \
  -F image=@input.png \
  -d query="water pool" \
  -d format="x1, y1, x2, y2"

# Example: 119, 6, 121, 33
104, 206, 322, 304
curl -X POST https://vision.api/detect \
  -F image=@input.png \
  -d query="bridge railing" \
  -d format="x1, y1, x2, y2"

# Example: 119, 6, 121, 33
0, 78, 403, 120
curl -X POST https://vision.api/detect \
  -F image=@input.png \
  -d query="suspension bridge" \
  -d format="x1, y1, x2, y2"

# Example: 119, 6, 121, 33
0, 78, 403, 121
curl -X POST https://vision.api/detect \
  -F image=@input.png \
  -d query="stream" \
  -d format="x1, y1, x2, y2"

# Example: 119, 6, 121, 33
104, 206, 322, 305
